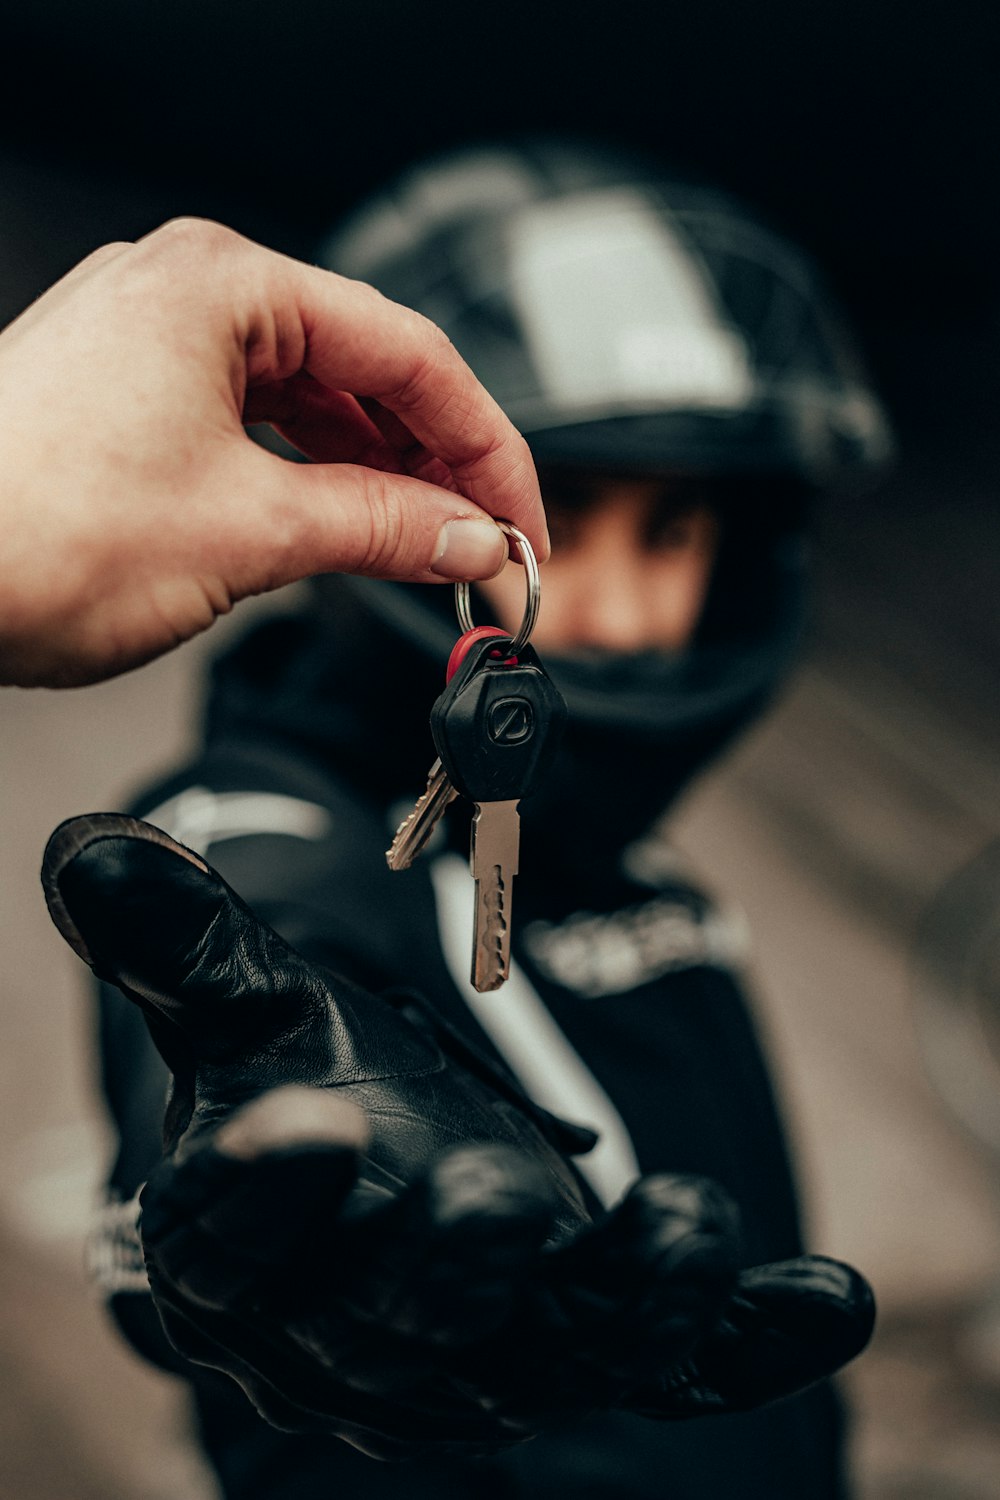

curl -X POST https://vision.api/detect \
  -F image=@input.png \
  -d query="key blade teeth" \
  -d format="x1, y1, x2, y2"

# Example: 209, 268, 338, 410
472, 862, 512, 992
386, 760, 457, 871
469, 801, 520, 993
475, 968, 506, 993
386, 806, 422, 871
386, 806, 425, 871
386, 838, 414, 873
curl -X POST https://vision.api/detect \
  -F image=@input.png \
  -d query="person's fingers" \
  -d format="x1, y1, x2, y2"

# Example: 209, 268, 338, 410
646, 1255, 876, 1417
547, 1174, 739, 1334
340, 1145, 558, 1347
502, 1174, 741, 1412
239, 355, 509, 586
357, 396, 462, 494
141, 1086, 367, 1311
123, 220, 546, 557
450, 1175, 740, 1430
224, 439, 510, 587
305, 282, 551, 558
244, 375, 406, 472
245, 379, 459, 496
40, 814, 330, 1060
265, 259, 548, 561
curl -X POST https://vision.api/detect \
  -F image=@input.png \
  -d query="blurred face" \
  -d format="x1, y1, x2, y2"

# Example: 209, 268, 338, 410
479, 474, 720, 654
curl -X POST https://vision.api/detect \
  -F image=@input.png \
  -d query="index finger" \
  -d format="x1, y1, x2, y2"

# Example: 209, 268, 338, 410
288, 265, 549, 562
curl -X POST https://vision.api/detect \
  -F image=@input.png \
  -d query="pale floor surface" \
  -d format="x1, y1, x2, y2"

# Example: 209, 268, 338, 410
2, 591, 1000, 1498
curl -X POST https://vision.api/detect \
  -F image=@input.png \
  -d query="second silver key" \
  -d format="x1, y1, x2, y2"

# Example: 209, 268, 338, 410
386, 758, 457, 871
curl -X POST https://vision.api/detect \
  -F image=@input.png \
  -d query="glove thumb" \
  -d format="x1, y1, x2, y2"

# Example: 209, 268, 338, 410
42, 813, 318, 1061
630, 1253, 875, 1419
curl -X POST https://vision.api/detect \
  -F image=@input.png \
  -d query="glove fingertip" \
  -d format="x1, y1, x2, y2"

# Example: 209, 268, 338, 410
141, 1091, 367, 1270
740, 1254, 877, 1367
41, 813, 210, 969
661, 1254, 878, 1417
214, 1086, 370, 1161
41, 814, 314, 1060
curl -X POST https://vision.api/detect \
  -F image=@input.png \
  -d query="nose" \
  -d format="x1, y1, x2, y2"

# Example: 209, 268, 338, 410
542, 502, 657, 653
564, 547, 653, 652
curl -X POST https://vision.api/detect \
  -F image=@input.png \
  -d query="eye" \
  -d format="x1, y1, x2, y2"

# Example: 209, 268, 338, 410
544, 502, 584, 552
646, 506, 701, 550
538, 475, 597, 553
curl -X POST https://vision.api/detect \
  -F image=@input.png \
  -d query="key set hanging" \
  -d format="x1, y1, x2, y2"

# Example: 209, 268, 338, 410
387, 522, 566, 992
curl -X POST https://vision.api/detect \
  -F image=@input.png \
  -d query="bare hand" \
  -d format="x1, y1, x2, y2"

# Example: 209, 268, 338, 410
0, 219, 547, 687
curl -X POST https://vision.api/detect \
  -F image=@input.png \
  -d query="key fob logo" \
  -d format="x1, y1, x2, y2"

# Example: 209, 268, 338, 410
487, 697, 534, 746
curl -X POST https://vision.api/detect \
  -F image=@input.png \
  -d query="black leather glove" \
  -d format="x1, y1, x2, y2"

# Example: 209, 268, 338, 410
42, 813, 875, 1459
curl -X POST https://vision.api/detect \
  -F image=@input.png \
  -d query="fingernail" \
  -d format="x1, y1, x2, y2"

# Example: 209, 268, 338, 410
431, 520, 508, 580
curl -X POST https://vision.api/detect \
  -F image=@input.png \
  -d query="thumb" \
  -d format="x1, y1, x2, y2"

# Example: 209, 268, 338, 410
698, 1255, 877, 1409
631, 1254, 876, 1419
41, 813, 321, 1060
224, 445, 511, 595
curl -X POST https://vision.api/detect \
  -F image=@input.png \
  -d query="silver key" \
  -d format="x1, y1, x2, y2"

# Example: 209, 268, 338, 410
469, 799, 521, 991
386, 758, 458, 871
389, 605, 564, 991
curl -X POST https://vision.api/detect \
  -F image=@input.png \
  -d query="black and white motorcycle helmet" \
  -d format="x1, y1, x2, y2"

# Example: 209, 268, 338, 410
312, 141, 891, 849
321, 138, 891, 484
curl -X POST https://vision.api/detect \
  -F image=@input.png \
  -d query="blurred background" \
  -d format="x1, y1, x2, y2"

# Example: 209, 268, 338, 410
1, 1, 998, 1494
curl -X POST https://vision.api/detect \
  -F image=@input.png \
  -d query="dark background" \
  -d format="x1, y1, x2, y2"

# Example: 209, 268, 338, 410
1, 0, 998, 309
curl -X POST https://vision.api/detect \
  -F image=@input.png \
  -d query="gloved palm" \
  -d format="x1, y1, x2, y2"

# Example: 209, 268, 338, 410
42, 814, 874, 1459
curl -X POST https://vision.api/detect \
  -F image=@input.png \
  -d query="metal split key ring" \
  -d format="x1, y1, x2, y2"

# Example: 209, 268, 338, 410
454, 521, 540, 655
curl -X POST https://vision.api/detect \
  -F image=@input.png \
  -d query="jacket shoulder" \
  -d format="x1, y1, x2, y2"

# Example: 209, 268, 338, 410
131, 741, 433, 991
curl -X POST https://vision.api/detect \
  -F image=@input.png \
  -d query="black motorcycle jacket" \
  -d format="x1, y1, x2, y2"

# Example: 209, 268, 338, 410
87, 568, 855, 1500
